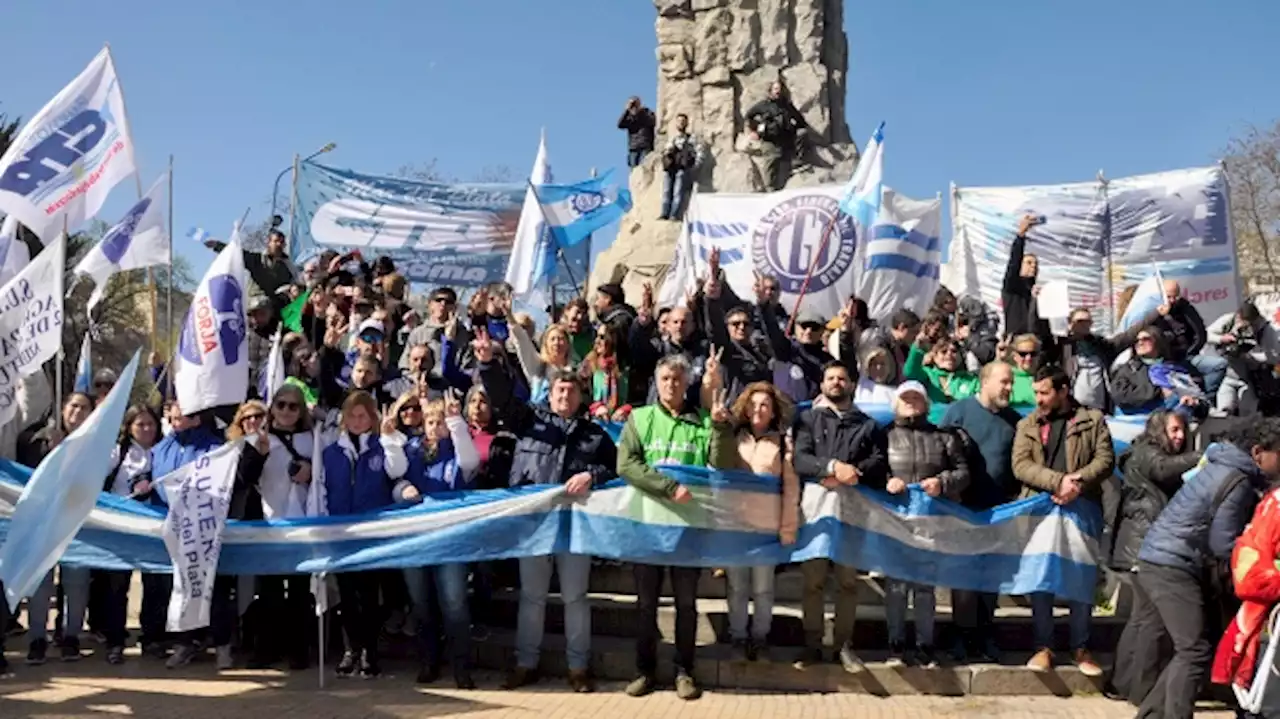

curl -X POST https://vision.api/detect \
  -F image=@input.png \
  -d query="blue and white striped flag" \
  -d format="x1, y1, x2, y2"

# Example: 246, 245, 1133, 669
73, 332, 93, 394
532, 170, 632, 249
505, 131, 555, 303
839, 122, 885, 229
186, 227, 211, 244
1117, 266, 1165, 331
860, 188, 943, 318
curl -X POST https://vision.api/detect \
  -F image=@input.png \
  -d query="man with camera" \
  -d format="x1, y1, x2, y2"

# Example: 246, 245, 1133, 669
744, 81, 809, 191
618, 96, 656, 168
1206, 300, 1280, 414
658, 113, 705, 221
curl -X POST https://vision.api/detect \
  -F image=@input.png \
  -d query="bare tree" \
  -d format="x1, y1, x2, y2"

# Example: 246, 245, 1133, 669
1224, 122, 1280, 291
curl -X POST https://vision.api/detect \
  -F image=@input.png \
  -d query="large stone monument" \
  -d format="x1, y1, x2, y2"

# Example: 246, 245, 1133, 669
589, 0, 861, 301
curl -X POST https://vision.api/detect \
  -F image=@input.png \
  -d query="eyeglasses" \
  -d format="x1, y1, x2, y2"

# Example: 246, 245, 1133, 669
1070, 317, 1093, 325
93, 380, 112, 389
1136, 335, 1154, 343
273, 401, 300, 412
1014, 349, 1038, 358
399, 404, 422, 414
936, 346, 958, 356
430, 297, 452, 304
727, 320, 748, 328
241, 413, 265, 423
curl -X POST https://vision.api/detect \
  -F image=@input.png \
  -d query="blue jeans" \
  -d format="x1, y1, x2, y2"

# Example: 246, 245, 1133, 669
660, 169, 688, 219
726, 566, 775, 642
1030, 592, 1090, 651
627, 149, 648, 168
1190, 354, 1229, 397
886, 580, 936, 647
28, 567, 89, 646
517, 553, 591, 671
404, 564, 471, 669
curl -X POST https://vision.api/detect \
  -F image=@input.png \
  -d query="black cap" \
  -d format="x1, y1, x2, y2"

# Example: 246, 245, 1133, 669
597, 283, 625, 306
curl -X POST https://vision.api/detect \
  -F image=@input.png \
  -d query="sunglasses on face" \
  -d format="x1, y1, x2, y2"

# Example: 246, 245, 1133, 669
1136, 335, 1154, 343
399, 404, 422, 414
936, 346, 958, 355
93, 381, 112, 389
274, 401, 300, 412
241, 413, 265, 423
358, 333, 384, 344
1014, 349, 1038, 358
727, 319, 748, 328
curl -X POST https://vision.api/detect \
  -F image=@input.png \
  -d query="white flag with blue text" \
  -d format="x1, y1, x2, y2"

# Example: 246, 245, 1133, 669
1118, 267, 1166, 331
859, 188, 943, 318
533, 170, 632, 249
0, 47, 136, 242
0, 236, 66, 428
74, 172, 170, 312
258, 329, 286, 404
0, 351, 140, 610
0, 216, 31, 290
505, 131, 554, 302
174, 235, 249, 414
838, 122, 884, 230
160, 440, 244, 631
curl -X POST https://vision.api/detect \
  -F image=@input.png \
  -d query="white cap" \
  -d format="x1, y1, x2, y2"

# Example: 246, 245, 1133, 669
356, 318, 385, 337
893, 380, 928, 400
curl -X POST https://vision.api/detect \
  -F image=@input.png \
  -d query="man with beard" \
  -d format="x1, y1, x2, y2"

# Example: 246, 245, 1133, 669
559, 298, 595, 363
1012, 366, 1114, 677
940, 362, 1022, 661
792, 361, 888, 673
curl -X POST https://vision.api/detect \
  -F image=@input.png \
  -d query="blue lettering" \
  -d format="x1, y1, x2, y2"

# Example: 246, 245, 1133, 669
0, 110, 106, 197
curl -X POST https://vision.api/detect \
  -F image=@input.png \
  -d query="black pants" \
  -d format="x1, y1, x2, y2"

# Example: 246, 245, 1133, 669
951, 589, 997, 651
254, 575, 312, 662
1136, 561, 1211, 719
175, 575, 237, 648
336, 572, 382, 659
140, 573, 173, 648
95, 570, 133, 649
1111, 574, 1170, 706
634, 564, 699, 677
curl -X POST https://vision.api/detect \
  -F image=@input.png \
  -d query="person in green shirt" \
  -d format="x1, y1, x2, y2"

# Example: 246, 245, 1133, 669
1007, 333, 1042, 408
903, 337, 980, 419
616, 353, 735, 702
560, 298, 595, 364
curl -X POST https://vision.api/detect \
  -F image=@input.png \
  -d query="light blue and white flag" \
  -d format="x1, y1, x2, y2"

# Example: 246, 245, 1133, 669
838, 122, 884, 229
174, 234, 249, 414
860, 188, 943, 318
0, 351, 139, 610
186, 227, 210, 244
258, 329, 286, 404
505, 130, 554, 304
533, 170, 632, 249
74, 332, 93, 394
74, 172, 170, 312
0, 47, 136, 242
1118, 266, 1165, 332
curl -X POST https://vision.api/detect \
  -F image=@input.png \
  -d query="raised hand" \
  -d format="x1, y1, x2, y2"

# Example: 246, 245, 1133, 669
710, 388, 732, 424
708, 247, 721, 280
444, 389, 462, 417
1017, 213, 1042, 237
704, 344, 724, 380
752, 272, 770, 305
473, 337, 495, 363
380, 415, 398, 436
639, 282, 655, 322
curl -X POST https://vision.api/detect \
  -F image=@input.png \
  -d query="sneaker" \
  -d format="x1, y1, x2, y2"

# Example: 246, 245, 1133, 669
453, 670, 476, 690
624, 674, 655, 697
729, 639, 749, 663
502, 666, 537, 690
1026, 647, 1054, 673
885, 642, 906, 668
215, 645, 234, 671
675, 672, 701, 701
358, 651, 380, 679
794, 646, 823, 670
335, 650, 357, 677
947, 638, 968, 664
105, 646, 125, 666
974, 638, 1002, 664
916, 645, 939, 669
60, 636, 82, 662
752, 641, 769, 663
416, 664, 440, 684
166, 643, 197, 669
567, 669, 593, 693
838, 642, 865, 674
26, 639, 48, 666
1073, 649, 1103, 678
142, 643, 169, 660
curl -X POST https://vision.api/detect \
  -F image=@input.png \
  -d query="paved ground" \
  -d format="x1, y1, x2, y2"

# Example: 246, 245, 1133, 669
0, 657, 1232, 719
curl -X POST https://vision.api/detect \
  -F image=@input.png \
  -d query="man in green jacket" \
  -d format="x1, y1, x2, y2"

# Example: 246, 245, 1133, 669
617, 353, 734, 701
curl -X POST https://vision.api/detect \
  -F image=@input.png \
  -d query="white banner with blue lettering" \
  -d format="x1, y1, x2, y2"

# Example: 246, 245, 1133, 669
0, 410, 1145, 605
659, 185, 941, 322
944, 165, 1240, 335
292, 162, 528, 288
0, 236, 65, 428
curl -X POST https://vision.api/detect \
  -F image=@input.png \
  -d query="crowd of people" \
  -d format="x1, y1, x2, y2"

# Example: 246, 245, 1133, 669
0, 212, 1279, 716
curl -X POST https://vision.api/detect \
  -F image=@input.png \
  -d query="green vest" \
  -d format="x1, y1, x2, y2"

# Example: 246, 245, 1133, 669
630, 405, 713, 467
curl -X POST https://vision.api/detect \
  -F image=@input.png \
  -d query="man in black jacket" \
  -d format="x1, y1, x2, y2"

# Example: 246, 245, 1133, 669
744, 81, 809, 191
792, 361, 888, 673
703, 273, 773, 401
1153, 279, 1224, 397
1002, 214, 1052, 342
480, 362, 616, 694
617, 96, 656, 168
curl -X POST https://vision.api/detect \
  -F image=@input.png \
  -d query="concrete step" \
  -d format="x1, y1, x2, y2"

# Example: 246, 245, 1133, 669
477, 589, 1123, 652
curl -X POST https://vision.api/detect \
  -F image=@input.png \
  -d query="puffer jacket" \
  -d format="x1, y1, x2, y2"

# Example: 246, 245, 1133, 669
1011, 403, 1114, 502
1139, 442, 1269, 574
733, 429, 800, 542
1109, 439, 1199, 571
322, 432, 397, 516
886, 417, 970, 499
792, 397, 888, 489
151, 425, 226, 510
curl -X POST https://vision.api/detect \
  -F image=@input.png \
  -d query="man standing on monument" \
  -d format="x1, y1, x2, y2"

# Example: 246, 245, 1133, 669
745, 81, 809, 191
618, 96, 656, 168
658, 113, 705, 221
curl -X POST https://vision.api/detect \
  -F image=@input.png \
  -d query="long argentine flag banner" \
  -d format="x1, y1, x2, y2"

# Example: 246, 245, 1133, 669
0, 409, 1145, 604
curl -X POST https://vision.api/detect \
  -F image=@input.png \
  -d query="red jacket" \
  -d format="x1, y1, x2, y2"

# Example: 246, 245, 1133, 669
1213, 487, 1280, 689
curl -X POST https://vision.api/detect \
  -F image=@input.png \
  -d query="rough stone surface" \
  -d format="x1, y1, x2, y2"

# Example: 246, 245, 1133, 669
592, 0, 860, 302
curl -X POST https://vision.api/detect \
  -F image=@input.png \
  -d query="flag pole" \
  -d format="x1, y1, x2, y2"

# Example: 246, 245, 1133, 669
786, 215, 839, 337
166, 155, 175, 398
524, 179, 584, 300
317, 574, 326, 689
57, 217, 67, 417
583, 167, 597, 296
289, 154, 300, 251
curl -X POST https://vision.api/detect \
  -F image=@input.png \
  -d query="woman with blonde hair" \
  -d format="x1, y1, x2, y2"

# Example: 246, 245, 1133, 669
508, 321, 573, 404
722, 380, 799, 662
322, 391, 405, 679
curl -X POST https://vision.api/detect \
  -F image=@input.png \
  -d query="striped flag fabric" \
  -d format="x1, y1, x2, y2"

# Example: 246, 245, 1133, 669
839, 122, 885, 229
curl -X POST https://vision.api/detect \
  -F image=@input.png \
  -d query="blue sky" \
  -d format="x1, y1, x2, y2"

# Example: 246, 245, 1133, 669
4, 0, 1279, 280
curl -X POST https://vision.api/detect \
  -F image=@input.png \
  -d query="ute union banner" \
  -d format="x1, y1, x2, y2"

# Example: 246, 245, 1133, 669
944, 165, 1240, 334
292, 162, 527, 288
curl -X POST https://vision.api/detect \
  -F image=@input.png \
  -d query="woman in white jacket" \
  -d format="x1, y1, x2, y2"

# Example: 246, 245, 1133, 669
234, 384, 317, 670
382, 391, 481, 689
